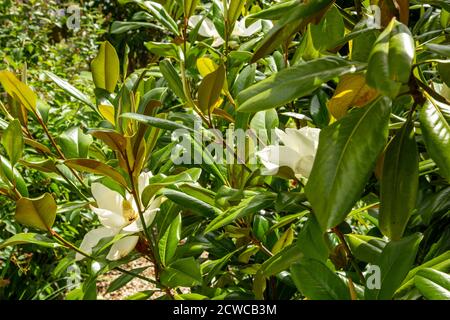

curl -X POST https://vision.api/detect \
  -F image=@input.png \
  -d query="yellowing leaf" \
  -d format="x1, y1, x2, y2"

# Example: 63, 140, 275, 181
0, 70, 37, 112
15, 193, 57, 231
99, 104, 115, 125
197, 57, 218, 77
198, 64, 226, 114
91, 41, 120, 93
327, 74, 378, 119
197, 57, 229, 92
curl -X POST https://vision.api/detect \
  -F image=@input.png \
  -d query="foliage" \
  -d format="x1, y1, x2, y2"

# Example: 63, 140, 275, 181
0, 0, 450, 301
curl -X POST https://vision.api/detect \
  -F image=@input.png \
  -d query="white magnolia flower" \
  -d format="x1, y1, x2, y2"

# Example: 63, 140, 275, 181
188, 15, 263, 47
257, 127, 320, 179
76, 172, 162, 261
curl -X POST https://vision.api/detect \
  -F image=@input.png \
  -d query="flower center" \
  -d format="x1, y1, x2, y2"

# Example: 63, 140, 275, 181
122, 199, 138, 223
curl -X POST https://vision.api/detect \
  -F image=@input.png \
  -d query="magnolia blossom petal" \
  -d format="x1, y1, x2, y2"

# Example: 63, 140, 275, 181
75, 227, 118, 261
188, 15, 220, 38
138, 171, 152, 197
91, 183, 123, 216
294, 154, 316, 179
122, 197, 162, 233
106, 235, 139, 261
90, 206, 127, 229
233, 19, 262, 37
257, 145, 300, 175
275, 127, 320, 156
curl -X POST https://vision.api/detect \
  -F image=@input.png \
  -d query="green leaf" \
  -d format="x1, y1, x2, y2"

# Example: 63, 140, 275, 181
15, 193, 57, 231
251, 0, 334, 62
296, 216, 329, 262
142, 168, 202, 206
111, 21, 163, 34
0, 155, 28, 196
0, 233, 60, 250
107, 267, 148, 293
64, 159, 128, 187
260, 244, 304, 277
415, 268, 450, 300
198, 64, 225, 113
248, 0, 299, 20
345, 234, 386, 264
160, 257, 202, 287
306, 97, 391, 231
44, 71, 95, 109
0, 70, 36, 112
159, 59, 185, 100
144, 41, 179, 58
366, 19, 415, 97
365, 233, 423, 300
158, 213, 182, 266
91, 41, 120, 93
2, 119, 23, 166
420, 97, 450, 182
123, 0, 180, 35
290, 258, 350, 300
58, 127, 93, 159
205, 193, 275, 233
184, 0, 199, 19
425, 43, 450, 57
310, 5, 345, 51
163, 189, 218, 218
395, 251, 450, 298
227, 0, 246, 29
237, 57, 362, 113
379, 120, 418, 240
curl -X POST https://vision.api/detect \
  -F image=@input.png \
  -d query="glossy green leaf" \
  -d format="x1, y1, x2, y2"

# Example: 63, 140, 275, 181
142, 168, 202, 206
227, 0, 246, 29
64, 159, 128, 187
237, 57, 362, 113
121, 113, 192, 132
366, 19, 415, 97
111, 21, 163, 34
184, 0, 199, 18
58, 127, 93, 159
2, 119, 23, 166
420, 97, 450, 182
291, 258, 350, 300
365, 233, 423, 300
121, 0, 179, 35
144, 41, 179, 58
158, 213, 182, 266
205, 193, 275, 233
0, 155, 28, 196
310, 5, 345, 51
345, 234, 386, 264
248, 0, 300, 20
107, 267, 148, 293
159, 59, 186, 100
415, 268, 450, 300
160, 257, 202, 287
15, 193, 57, 231
379, 120, 418, 240
91, 41, 120, 93
44, 71, 95, 108
251, 0, 334, 62
260, 244, 304, 277
395, 251, 450, 297
0, 233, 60, 250
163, 189, 218, 218
306, 97, 391, 231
